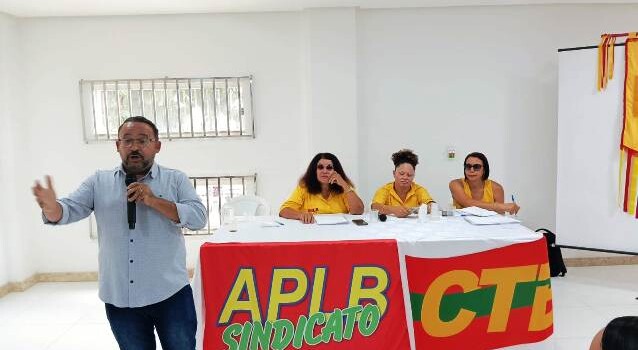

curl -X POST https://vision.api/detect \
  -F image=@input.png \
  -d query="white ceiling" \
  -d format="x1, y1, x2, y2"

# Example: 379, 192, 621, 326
0, 0, 636, 18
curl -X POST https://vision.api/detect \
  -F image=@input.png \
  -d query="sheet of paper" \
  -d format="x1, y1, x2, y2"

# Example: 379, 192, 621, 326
457, 206, 499, 217
259, 221, 283, 227
464, 215, 520, 225
314, 214, 348, 225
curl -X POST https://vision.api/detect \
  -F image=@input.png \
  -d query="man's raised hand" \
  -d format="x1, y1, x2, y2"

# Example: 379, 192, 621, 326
32, 175, 62, 222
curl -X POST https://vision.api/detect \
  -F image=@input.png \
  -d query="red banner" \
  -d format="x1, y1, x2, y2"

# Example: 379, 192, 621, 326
406, 238, 553, 350
200, 239, 410, 350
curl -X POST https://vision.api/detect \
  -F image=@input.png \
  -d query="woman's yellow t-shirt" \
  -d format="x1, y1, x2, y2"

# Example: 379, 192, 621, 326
279, 185, 351, 214
371, 182, 434, 208
453, 179, 495, 208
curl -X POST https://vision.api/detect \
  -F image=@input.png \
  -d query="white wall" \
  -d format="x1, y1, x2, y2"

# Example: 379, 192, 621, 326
6, 4, 638, 282
19, 12, 307, 272
357, 4, 638, 258
0, 12, 13, 286
303, 8, 359, 184
0, 12, 28, 285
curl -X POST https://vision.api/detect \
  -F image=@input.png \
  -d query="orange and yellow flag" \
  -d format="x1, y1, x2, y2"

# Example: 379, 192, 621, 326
621, 38, 638, 216
596, 32, 638, 218
600, 33, 638, 217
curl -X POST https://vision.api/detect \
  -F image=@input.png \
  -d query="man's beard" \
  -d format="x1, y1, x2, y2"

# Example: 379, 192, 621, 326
123, 152, 153, 175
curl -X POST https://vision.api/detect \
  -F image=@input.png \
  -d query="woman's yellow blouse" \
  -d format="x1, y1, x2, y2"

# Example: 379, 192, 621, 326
372, 182, 434, 208
453, 179, 495, 208
280, 185, 351, 214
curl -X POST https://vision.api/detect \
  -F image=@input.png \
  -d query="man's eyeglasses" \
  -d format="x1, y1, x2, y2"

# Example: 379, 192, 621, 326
118, 138, 155, 148
464, 163, 483, 171
317, 164, 334, 171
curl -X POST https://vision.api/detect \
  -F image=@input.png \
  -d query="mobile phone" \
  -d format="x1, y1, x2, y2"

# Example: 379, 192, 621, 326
352, 219, 368, 226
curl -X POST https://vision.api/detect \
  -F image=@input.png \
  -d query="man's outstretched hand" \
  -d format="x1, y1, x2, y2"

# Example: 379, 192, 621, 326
32, 175, 62, 223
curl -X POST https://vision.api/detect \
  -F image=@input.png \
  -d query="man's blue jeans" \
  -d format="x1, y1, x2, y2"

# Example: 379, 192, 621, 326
105, 285, 196, 350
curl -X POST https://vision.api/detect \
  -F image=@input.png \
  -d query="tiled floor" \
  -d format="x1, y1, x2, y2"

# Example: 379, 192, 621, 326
550, 265, 638, 349
0, 265, 636, 349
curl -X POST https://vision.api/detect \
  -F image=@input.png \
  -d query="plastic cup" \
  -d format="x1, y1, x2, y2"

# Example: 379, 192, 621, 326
369, 209, 379, 223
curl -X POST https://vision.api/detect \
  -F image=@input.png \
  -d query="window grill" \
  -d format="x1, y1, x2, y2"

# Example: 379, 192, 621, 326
188, 174, 257, 235
80, 76, 254, 141
89, 174, 257, 238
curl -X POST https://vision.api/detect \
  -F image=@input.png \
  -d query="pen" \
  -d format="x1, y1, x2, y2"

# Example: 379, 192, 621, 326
509, 195, 518, 217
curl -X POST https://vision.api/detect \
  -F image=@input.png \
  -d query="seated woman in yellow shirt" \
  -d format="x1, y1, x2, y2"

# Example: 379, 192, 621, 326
371, 149, 435, 218
449, 152, 520, 214
279, 152, 364, 224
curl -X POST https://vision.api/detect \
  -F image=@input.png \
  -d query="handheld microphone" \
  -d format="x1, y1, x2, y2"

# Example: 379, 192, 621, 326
125, 175, 136, 230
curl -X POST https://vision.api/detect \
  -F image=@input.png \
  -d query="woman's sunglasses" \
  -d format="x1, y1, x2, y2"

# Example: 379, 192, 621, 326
464, 163, 483, 171
317, 164, 334, 171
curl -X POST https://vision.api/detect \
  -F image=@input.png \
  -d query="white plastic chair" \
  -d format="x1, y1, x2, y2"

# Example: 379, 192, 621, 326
222, 195, 271, 216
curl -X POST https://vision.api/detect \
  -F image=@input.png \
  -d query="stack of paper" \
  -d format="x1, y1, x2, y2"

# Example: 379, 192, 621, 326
464, 215, 520, 225
314, 214, 348, 225
457, 206, 499, 217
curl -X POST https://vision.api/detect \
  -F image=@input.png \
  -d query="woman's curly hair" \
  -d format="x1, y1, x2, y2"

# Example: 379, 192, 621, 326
391, 149, 419, 168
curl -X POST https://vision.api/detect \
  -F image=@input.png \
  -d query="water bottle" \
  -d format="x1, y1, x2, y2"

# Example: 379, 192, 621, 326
418, 204, 428, 223
222, 206, 237, 232
430, 202, 440, 221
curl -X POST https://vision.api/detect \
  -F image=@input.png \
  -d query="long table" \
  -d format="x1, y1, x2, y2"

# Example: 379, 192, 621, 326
192, 215, 554, 350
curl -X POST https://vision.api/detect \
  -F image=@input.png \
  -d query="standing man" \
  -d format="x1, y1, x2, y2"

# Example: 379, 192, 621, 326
32, 116, 207, 350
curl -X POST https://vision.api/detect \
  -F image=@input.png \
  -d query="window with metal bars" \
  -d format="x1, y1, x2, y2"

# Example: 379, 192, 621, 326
79, 76, 254, 141
188, 174, 257, 235
88, 174, 257, 238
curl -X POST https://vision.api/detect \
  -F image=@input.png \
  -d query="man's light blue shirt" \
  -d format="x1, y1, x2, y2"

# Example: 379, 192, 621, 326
46, 163, 207, 308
